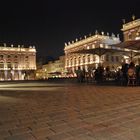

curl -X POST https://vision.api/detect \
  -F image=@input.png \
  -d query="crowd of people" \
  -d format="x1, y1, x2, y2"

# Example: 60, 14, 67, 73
117, 62, 140, 86
75, 62, 140, 86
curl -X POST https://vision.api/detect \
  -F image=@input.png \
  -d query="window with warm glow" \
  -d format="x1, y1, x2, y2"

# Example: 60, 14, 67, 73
83, 56, 85, 63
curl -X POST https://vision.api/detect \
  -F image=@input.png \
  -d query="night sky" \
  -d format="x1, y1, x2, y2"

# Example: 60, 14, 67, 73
0, 0, 140, 60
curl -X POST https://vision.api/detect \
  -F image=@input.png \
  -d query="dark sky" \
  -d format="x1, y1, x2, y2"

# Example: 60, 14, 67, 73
0, 0, 140, 59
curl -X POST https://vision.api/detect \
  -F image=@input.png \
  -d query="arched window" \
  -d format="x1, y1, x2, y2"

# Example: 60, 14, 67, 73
87, 55, 90, 63
83, 56, 85, 63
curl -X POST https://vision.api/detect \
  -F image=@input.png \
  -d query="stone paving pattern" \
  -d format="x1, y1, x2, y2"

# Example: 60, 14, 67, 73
0, 82, 140, 140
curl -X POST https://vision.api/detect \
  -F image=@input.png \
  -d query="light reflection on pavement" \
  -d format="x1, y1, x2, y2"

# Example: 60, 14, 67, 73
0, 82, 65, 91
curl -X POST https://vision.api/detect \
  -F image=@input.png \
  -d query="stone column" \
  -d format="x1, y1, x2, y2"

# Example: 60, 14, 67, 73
18, 70, 22, 80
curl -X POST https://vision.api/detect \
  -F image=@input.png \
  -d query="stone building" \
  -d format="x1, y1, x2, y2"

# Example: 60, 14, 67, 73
36, 56, 65, 79
122, 17, 140, 41
118, 17, 140, 64
0, 44, 36, 80
64, 34, 121, 76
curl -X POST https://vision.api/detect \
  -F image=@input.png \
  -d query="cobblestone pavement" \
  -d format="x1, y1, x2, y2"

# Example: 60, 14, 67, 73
0, 81, 140, 140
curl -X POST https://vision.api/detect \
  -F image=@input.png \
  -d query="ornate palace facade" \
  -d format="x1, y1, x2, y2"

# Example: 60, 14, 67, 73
0, 44, 36, 80
120, 18, 140, 64
122, 18, 140, 41
64, 34, 121, 75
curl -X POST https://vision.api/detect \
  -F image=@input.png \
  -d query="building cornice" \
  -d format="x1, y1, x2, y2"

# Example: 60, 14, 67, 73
0, 45, 36, 53
121, 19, 140, 31
64, 34, 120, 51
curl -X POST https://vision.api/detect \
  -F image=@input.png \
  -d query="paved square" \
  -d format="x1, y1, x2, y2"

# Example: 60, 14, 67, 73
0, 81, 140, 140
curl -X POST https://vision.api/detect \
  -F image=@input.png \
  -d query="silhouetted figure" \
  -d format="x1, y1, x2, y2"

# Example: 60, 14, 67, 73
116, 68, 123, 85
127, 62, 136, 86
136, 65, 140, 85
122, 63, 129, 86
75, 67, 83, 83
94, 66, 104, 84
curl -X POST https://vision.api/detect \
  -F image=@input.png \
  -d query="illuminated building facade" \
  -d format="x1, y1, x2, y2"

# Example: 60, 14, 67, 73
36, 56, 65, 79
122, 17, 140, 41
121, 17, 140, 64
0, 44, 36, 80
64, 34, 121, 75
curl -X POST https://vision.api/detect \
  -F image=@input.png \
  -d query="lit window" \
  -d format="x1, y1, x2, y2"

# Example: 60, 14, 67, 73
92, 44, 95, 48
7, 63, 12, 68
0, 63, 4, 68
88, 55, 90, 62
83, 56, 85, 63
15, 63, 18, 68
